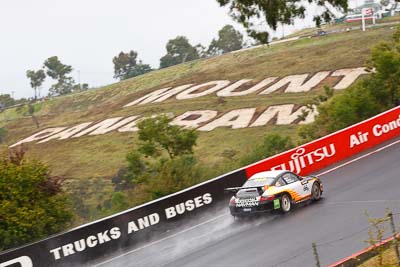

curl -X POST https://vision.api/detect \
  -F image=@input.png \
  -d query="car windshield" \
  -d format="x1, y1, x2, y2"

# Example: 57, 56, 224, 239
242, 177, 275, 187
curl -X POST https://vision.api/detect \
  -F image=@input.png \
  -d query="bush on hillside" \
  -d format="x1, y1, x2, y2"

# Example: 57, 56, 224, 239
298, 27, 400, 142
298, 83, 381, 142
0, 148, 73, 251
107, 115, 203, 207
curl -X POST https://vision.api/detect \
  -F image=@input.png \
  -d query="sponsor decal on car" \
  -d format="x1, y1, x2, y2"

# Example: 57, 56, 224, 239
236, 198, 259, 207
273, 199, 280, 209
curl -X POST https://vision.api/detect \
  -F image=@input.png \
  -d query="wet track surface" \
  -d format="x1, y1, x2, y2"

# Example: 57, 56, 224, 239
96, 138, 400, 267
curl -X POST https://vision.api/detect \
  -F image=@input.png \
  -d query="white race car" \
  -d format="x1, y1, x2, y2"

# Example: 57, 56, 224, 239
226, 170, 323, 216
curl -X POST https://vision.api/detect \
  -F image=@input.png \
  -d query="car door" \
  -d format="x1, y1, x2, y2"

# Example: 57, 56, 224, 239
281, 172, 311, 202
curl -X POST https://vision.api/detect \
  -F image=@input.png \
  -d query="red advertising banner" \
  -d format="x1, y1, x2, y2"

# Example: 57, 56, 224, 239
245, 106, 400, 177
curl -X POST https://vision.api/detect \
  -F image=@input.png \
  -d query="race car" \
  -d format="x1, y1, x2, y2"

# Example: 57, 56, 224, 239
225, 170, 323, 216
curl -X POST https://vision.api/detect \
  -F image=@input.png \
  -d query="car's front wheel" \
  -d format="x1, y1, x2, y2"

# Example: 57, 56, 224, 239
281, 194, 291, 213
311, 182, 321, 201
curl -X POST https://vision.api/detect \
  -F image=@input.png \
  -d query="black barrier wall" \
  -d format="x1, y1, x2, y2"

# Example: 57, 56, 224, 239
0, 168, 248, 267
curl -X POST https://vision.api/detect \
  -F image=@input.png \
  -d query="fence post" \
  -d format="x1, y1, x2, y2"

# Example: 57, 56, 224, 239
388, 212, 400, 266
312, 242, 321, 267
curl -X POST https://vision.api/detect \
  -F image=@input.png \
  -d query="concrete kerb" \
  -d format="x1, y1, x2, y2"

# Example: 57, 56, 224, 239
329, 234, 400, 267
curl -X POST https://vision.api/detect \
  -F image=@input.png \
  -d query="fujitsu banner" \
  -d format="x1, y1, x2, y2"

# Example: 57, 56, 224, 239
245, 105, 400, 177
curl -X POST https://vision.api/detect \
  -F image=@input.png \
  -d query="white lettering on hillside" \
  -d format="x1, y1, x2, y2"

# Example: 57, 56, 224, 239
118, 113, 172, 133
176, 80, 231, 100
10, 127, 67, 148
216, 77, 277, 97
9, 104, 319, 147
171, 110, 218, 128
38, 122, 93, 143
198, 108, 256, 131
250, 104, 317, 127
117, 117, 141, 132
72, 116, 138, 137
331, 67, 368, 89
259, 71, 330, 94
122, 67, 368, 107
124, 84, 193, 107
9, 68, 369, 148
124, 87, 170, 107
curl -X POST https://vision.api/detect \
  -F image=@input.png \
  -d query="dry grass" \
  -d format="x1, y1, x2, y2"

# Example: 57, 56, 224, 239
359, 243, 400, 266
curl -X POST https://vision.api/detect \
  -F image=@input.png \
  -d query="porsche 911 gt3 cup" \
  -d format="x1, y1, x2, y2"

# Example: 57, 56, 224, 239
225, 170, 323, 216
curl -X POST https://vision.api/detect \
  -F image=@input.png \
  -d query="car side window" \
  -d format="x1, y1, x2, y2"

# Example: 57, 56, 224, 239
275, 177, 286, 187
282, 173, 299, 184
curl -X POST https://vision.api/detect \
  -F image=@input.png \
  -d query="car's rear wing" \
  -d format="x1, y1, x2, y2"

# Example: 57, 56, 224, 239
224, 186, 264, 195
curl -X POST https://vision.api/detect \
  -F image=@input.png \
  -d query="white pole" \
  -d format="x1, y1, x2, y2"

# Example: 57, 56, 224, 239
362, 11, 366, 31
372, 11, 376, 25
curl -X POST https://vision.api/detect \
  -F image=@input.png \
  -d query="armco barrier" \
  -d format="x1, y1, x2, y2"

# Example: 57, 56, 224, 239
0, 106, 399, 267
0, 169, 248, 267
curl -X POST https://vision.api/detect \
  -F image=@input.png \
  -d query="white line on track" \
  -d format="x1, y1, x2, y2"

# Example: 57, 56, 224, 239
326, 200, 400, 205
94, 138, 400, 266
316, 139, 400, 177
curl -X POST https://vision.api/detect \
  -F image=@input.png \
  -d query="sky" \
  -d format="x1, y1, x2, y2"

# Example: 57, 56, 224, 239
0, 0, 358, 99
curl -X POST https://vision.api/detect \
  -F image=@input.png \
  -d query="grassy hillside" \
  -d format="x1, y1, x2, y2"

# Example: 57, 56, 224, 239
0, 24, 397, 214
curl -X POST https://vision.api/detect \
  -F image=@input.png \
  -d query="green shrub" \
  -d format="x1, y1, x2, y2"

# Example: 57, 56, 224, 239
0, 149, 73, 251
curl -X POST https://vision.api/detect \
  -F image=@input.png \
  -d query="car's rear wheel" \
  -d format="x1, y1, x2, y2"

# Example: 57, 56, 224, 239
311, 182, 321, 201
281, 194, 291, 213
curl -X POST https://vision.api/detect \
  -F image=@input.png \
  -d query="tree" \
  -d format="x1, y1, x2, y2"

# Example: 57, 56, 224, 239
72, 83, 89, 92
0, 148, 73, 251
365, 28, 400, 108
159, 36, 200, 68
208, 25, 244, 55
195, 44, 208, 58
27, 103, 40, 128
112, 152, 148, 191
112, 115, 201, 202
112, 50, 152, 80
26, 69, 46, 100
216, 0, 347, 43
137, 115, 198, 159
0, 94, 15, 109
298, 84, 381, 141
43, 56, 75, 96
143, 155, 201, 199
298, 27, 400, 142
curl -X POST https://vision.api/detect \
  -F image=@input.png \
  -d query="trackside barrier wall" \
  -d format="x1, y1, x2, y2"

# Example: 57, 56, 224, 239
245, 105, 400, 177
0, 106, 399, 267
